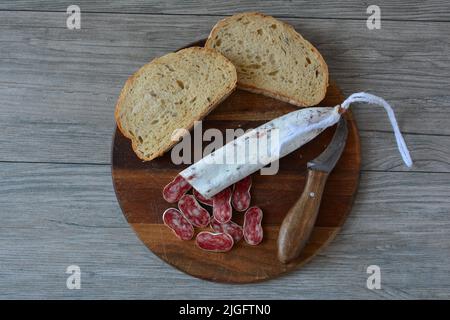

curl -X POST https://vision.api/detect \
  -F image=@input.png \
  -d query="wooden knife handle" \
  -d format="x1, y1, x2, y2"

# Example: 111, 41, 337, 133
277, 169, 329, 264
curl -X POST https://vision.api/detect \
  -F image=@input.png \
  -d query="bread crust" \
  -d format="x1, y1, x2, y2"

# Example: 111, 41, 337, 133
205, 12, 328, 107
114, 47, 237, 161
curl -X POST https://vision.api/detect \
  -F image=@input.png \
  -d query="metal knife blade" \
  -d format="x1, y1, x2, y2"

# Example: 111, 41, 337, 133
307, 117, 348, 173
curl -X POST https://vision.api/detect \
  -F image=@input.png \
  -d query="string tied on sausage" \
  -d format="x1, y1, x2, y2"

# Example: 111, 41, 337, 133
281, 92, 413, 168
339, 92, 413, 167
181, 92, 413, 198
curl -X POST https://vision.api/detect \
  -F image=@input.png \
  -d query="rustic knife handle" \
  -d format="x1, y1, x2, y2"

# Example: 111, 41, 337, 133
277, 169, 329, 264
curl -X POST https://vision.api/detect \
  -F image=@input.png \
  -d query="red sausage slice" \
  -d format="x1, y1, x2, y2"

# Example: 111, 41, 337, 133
193, 188, 213, 206
195, 231, 234, 252
210, 218, 243, 243
178, 194, 210, 228
212, 187, 233, 223
162, 175, 192, 203
162, 208, 194, 241
231, 176, 252, 212
243, 206, 263, 245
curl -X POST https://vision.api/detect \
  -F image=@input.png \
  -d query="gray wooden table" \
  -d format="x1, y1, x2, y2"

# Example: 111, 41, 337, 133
1, 1, 449, 299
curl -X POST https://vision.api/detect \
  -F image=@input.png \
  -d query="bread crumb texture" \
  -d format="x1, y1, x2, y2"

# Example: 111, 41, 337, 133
115, 47, 237, 161
206, 12, 328, 107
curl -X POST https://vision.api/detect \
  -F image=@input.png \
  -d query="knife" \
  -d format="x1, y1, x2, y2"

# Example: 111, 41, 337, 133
277, 117, 348, 264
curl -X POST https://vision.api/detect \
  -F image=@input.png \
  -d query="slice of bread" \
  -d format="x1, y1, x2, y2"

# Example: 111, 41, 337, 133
205, 12, 328, 107
115, 47, 237, 161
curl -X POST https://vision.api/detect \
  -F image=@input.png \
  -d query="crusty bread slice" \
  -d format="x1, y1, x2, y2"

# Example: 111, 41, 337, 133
115, 47, 237, 161
205, 12, 328, 107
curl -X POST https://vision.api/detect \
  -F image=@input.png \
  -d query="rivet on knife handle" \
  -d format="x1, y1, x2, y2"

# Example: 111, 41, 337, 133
277, 169, 328, 263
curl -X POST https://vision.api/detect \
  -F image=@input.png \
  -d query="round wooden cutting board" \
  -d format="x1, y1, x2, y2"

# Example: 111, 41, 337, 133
112, 40, 361, 283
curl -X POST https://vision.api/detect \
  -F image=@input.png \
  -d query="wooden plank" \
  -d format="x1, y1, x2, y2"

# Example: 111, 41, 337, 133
0, 163, 449, 298
0, 12, 449, 168
1, 0, 450, 21
360, 131, 450, 172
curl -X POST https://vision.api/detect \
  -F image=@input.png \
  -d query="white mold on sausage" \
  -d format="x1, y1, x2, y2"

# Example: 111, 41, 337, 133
180, 107, 340, 198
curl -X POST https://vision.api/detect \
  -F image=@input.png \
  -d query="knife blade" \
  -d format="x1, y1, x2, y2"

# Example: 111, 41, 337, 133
307, 117, 348, 173
277, 117, 348, 264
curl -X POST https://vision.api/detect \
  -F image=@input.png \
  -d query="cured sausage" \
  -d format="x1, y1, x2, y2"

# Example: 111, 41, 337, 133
195, 231, 234, 252
181, 92, 414, 198
243, 206, 263, 245
212, 187, 232, 223
210, 218, 243, 243
178, 194, 210, 228
180, 107, 339, 198
231, 176, 252, 212
162, 175, 192, 203
162, 208, 194, 240
193, 188, 213, 206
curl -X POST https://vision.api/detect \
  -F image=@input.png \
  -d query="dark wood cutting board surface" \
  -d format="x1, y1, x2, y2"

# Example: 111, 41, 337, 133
111, 41, 361, 283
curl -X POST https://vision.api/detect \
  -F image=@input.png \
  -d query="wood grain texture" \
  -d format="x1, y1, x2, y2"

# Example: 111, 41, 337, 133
0, 12, 449, 165
1, 0, 450, 21
360, 131, 450, 172
112, 80, 361, 283
1, 163, 449, 298
278, 170, 330, 264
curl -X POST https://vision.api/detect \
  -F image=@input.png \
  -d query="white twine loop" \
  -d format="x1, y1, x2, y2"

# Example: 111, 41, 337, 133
340, 92, 413, 167
275, 92, 412, 168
